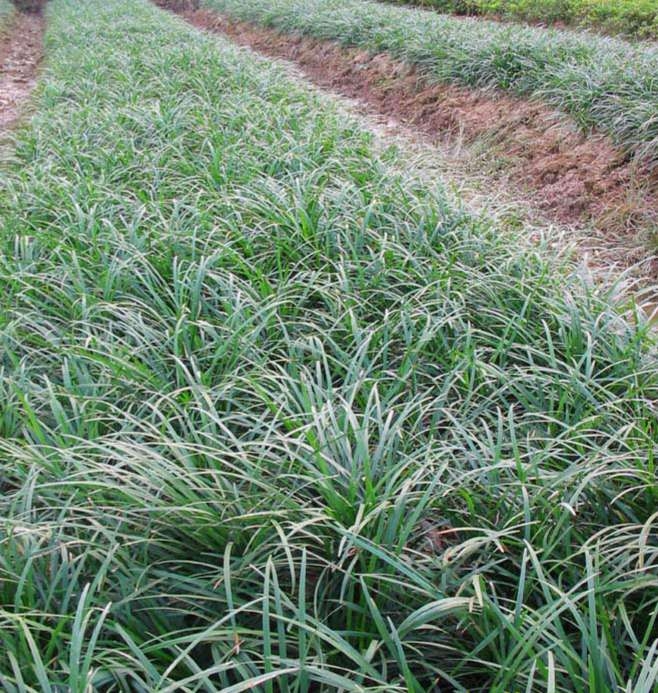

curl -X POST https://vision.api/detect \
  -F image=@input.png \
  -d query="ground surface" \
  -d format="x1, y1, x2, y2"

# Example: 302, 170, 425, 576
0, 10, 43, 132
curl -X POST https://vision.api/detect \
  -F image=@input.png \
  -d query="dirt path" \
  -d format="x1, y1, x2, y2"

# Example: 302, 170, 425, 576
158, 4, 658, 256
0, 9, 44, 133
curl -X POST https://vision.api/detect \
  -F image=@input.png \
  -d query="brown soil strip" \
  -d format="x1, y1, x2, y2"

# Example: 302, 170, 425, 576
0, 9, 44, 133
158, 2, 658, 241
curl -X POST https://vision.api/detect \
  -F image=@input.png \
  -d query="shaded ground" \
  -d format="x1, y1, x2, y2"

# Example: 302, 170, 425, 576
159, 2, 658, 242
0, 8, 44, 133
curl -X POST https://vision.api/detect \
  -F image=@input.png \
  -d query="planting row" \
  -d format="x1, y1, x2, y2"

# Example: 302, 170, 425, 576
205, 0, 658, 167
0, 0, 657, 690
382, 0, 658, 39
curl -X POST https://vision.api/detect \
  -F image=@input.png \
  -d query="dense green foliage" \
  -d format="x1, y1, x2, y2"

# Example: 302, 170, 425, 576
392, 0, 658, 39
0, 0, 14, 27
0, 0, 657, 690
206, 0, 658, 168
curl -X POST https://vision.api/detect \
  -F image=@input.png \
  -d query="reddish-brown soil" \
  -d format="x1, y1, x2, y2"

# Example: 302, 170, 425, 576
0, 9, 44, 133
159, 2, 658, 236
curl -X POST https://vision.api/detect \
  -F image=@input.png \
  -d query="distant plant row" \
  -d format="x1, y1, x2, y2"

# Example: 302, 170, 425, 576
390, 0, 658, 39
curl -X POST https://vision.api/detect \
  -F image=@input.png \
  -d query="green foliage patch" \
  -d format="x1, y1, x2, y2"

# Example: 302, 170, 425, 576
395, 0, 658, 39
0, 0, 14, 26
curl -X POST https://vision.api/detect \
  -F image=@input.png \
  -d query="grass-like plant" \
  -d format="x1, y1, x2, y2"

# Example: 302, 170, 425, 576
0, 0, 657, 690
204, 0, 658, 168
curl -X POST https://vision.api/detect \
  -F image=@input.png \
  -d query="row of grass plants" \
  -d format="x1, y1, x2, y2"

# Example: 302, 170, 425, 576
385, 0, 658, 39
1, 0, 657, 689
205, 0, 658, 168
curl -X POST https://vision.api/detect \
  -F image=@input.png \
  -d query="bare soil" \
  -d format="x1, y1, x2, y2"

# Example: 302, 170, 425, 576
159, 2, 658, 239
0, 9, 44, 133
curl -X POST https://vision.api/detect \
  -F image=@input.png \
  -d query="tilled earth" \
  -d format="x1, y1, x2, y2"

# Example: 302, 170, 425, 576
0, 8, 44, 133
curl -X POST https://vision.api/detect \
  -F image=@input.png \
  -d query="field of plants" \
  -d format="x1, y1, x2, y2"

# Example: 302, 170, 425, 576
384, 0, 658, 39
205, 0, 658, 167
0, 0, 657, 691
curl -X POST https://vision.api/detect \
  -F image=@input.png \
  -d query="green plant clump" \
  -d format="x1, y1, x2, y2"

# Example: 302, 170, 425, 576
205, 0, 658, 167
391, 0, 658, 39
0, 0, 657, 690
0, 0, 15, 27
